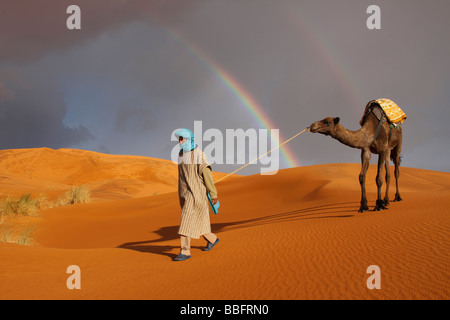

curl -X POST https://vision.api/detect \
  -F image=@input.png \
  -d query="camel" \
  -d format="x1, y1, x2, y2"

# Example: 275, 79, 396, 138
309, 100, 403, 212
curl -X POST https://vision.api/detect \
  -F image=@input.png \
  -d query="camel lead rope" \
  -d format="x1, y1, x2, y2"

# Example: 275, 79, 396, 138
215, 127, 310, 184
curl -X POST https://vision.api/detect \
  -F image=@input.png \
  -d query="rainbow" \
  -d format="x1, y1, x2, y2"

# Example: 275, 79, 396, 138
194, 51, 300, 168
160, 26, 300, 168
119, 3, 370, 169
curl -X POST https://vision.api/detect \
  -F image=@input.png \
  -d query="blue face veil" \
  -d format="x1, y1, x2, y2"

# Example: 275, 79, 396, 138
174, 128, 196, 153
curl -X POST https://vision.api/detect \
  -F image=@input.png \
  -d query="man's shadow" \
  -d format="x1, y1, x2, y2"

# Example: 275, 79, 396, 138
117, 202, 358, 259
118, 226, 182, 260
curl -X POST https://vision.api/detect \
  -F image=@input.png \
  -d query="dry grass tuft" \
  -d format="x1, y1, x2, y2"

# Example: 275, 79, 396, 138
0, 193, 46, 217
53, 185, 91, 207
0, 186, 90, 246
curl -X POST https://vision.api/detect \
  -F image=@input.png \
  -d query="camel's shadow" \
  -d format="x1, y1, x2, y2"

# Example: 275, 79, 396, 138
117, 201, 358, 259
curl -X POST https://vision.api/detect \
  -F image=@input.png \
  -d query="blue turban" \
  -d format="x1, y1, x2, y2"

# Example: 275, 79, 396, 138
174, 128, 196, 153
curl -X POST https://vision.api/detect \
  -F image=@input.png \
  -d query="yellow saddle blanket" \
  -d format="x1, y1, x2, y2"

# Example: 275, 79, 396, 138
376, 98, 407, 124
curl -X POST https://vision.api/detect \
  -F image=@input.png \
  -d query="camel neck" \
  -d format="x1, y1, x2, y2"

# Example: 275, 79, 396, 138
332, 122, 375, 149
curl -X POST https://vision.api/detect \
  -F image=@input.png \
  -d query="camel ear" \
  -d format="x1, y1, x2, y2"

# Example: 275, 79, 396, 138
334, 117, 340, 124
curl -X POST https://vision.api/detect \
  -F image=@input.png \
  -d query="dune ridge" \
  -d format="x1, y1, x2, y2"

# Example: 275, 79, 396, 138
0, 148, 449, 299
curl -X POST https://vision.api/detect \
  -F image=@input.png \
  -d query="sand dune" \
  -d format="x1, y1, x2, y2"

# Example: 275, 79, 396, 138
0, 148, 449, 300
0, 148, 229, 201
0, 148, 177, 200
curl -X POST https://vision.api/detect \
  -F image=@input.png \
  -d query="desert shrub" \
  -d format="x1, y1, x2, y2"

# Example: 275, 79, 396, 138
0, 193, 44, 217
16, 226, 35, 246
54, 185, 91, 207
0, 226, 13, 242
0, 194, 42, 246
0, 226, 35, 246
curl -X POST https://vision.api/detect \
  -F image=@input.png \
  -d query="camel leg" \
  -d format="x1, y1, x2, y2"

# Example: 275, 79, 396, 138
383, 151, 391, 206
359, 148, 371, 212
392, 145, 402, 202
375, 152, 388, 211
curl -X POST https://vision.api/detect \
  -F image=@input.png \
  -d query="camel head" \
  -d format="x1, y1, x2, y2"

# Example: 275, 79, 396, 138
309, 117, 340, 136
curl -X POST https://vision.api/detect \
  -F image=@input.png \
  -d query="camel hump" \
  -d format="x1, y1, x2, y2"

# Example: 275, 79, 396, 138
360, 100, 383, 125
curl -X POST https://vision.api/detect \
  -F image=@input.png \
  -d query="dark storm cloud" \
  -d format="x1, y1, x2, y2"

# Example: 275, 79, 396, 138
0, 0, 137, 150
0, 0, 205, 64
0, 80, 14, 101
0, 0, 200, 151
0, 70, 92, 149
0, 0, 128, 63
115, 101, 157, 133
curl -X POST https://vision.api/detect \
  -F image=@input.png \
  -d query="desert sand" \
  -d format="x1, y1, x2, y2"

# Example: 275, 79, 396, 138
0, 148, 448, 300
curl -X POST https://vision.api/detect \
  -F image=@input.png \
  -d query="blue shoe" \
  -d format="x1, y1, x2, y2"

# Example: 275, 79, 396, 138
173, 253, 191, 261
203, 238, 219, 251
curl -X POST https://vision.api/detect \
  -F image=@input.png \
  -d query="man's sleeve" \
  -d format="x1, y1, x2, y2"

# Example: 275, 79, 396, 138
202, 167, 218, 199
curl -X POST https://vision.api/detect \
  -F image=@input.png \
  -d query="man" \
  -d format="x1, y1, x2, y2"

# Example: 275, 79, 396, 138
173, 128, 219, 261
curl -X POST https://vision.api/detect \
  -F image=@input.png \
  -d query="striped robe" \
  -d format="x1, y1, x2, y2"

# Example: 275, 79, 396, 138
177, 147, 212, 239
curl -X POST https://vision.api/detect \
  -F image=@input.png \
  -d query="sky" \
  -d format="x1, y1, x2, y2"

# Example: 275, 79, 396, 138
1, 0, 449, 174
